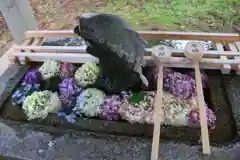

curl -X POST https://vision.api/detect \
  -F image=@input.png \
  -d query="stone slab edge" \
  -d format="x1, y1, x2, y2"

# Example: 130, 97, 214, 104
222, 74, 240, 132
0, 64, 30, 108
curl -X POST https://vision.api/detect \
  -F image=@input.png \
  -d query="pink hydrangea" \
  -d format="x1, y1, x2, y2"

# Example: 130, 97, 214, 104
188, 107, 216, 129
60, 62, 76, 78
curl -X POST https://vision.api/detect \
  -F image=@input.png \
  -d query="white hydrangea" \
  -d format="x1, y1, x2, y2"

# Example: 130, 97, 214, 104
22, 91, 61, 120
73, 88, 105, 117
74, 62, 100, 87
162, 92, 198, 126
39, 59, 61, 80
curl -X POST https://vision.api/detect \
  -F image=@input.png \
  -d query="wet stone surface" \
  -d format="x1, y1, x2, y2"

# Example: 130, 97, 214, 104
0, 119, 240, 160
222, 74, 240, 132
0, 64, 29, 108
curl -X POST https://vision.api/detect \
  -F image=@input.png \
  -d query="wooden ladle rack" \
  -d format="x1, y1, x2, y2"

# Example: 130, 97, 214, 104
5, 30, 240, 160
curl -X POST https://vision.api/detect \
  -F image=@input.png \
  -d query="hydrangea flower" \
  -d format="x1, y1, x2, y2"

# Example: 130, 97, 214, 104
59, 95, 76, 114
188, 106, 216, 129
22, 91, 61, 120
23, 69, 42, 84
12, 83, 40, 106
56, 110, 82, 123
119, 91, 202, 126
39, 59, 61, 80
100, 95, 123, 121
64, 113, 77, 123
58, 78, 82, 97
73, 88, 105, 117
74, 62, 100, 87
119, 92, 164, 124
188, 71, 208, 88
162, 92, 199, 126
60, 62, 76, 78
163, 68, 197, 99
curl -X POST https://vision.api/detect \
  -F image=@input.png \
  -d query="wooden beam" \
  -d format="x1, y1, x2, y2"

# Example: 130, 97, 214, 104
0, 0, 38, 44
25, 30, 240, 42
11, 51, 240, 69
13, 45, 240, 59
215, 43, 231, 74
228, 43, 240, 74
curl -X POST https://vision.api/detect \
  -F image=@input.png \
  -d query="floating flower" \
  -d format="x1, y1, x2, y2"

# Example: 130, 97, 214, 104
73, 88, 105, 117
119, 92, 164, 124
100, 95, 123, 121
39, 59, 61, 80
12, 83, 40, 106
188, 106, 216, 129
64, 113, 77, 123
23, 69, 42, 84
59, 95, 76, 114
188, 71, 208, 88
60, 62, 76, 78
120, 90, 133, 99
162, 92, 199, 126
163, 68, 197, 99
22, 91, 61, 120
74, 62, 100, 87
119, 91, 202, 126
58, 78, 82, 97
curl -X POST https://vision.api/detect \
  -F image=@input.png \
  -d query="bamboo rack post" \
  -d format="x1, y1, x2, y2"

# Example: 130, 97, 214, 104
228, 43, 240, 74
150, 45, 173, 160
215, 43, 231, 74
16, 37, 44, 65
236, 42, 240, 54
184, 42, 210, 155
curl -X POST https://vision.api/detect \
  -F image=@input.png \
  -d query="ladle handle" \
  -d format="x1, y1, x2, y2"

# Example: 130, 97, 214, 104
194, 61, 211, 155
151, 64, 164, 160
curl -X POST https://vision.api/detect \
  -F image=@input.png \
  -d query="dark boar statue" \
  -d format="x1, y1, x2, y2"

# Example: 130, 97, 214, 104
74, 12, 149, 94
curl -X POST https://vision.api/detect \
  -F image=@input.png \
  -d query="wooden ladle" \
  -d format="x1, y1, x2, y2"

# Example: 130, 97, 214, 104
184, 42, 211, 155
150, 45, 172, 160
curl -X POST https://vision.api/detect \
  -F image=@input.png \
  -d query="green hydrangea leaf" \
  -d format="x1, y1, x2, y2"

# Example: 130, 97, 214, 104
130, 92, 145, 105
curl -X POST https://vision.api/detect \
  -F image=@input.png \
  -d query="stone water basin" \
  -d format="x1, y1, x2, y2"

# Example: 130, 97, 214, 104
0, 38, 238, 147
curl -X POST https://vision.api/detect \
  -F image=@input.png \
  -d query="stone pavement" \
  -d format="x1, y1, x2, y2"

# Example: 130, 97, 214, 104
0, 119, 240, 160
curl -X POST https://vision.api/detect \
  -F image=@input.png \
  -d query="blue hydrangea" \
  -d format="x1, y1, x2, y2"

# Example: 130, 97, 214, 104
12, 83, 40, 106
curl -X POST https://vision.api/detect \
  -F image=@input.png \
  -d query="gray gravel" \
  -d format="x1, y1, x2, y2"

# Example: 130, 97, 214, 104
0, 119, 240, 160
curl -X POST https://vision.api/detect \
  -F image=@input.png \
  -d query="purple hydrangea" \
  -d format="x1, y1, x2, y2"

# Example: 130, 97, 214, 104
23, 69, 42, 84
188, 71, 208, 88
58, 78, 82, 97
163, 68, 196, 99
188, 107, 216, 129
57, 111, 78, 123
57, 95, 80, 123
59, 95, 76, 114
60, 62, 76, 78
64, 113, 77, 123
100, 95, 123, 121
120, 91, 133, 99
12, 83, 40, 106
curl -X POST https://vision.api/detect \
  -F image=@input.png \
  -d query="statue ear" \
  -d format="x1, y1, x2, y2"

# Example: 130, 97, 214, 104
74, 15, 81, 21
73, 26, 80, 35
73, 15, 81, 35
